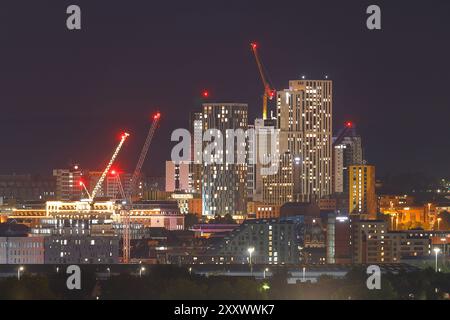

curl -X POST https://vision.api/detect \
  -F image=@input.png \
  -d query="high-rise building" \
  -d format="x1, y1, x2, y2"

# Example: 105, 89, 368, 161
165, 161, 190, 192
349, 164, 377, 219
53, 166, 83, 201
201, 103, 248, 217
189, 112, 203, 194
275, 80, 333, 202
333, 125, 363, 194
247, 118, 278, 202
262, 152, 301, 205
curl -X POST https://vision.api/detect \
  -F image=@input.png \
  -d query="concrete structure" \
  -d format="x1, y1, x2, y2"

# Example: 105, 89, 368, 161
166, 161, 190, 192
247, 202, 281, 219
262, 153, 301, 205
275, 80, 333, 202
247, 118, 278, 201
53, 166, 83, 201
0, 174, 55, 202
350, 219, 432, 264
0, 236, 45, 264
189, 112, 203, 194
201, 103, 248, 217
333, 133, 363, 194
199, 219, 300, 265
349, 164, 377, 219
44, 235, 119, 264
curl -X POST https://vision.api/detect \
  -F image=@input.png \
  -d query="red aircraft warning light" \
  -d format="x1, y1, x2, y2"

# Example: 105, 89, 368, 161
345, 121, 354, 128
251, 42, 257, 49
202, 90, 209, 98
153, 112, 161, 120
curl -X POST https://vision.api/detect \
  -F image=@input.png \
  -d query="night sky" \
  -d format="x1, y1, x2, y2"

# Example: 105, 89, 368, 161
0, 0, 449, 178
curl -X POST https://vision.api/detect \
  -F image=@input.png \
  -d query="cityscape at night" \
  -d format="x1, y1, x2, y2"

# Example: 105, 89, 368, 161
1, 0, 450, 307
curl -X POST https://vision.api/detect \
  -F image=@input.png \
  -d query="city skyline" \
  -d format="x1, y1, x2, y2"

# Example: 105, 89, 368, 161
0, 1, 450, 302
0, 1, 449, 178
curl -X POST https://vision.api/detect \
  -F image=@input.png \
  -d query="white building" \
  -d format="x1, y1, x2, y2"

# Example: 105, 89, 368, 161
275, 80, 333, 202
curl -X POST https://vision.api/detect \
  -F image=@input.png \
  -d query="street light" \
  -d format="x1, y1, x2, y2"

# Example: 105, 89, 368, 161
434, 247, 441, 272
247, 247, 255, 275
437, 218, 442, 231
106, 267, 111, 277
139, 266, 146, 277
302, 266, 306, 282
263, 267, 269, 279
17, 266, 24, 280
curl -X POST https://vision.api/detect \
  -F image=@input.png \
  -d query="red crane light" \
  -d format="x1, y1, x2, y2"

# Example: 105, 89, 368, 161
79, 181, 84, 187
345, 121, 353, 128
153, 112, 161, 120
251, 42, 257, 50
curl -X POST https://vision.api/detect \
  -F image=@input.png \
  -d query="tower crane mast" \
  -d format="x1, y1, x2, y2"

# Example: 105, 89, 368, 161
127, 112, 161, 200
122, 112, 161, 263
250, 42, 275, 120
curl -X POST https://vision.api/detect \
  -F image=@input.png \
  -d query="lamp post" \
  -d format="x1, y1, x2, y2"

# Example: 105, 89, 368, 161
247, 247, 255, 276
302, 266, 306, 282
106, 267, 111, 277
17, 266, 24, 280
263, 268, 269, 279
139, 266, 146, 278
437, 218, 442, 231
434, 247, 441, 273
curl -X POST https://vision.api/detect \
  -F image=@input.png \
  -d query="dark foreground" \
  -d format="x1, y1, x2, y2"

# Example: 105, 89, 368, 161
0, 265, 449, 300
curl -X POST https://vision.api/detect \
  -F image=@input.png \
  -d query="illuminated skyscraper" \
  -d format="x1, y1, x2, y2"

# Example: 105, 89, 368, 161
275, 79, 333, 202
333, 125, 363, 194
349, 164, 377, 219
201, 103, 248, 217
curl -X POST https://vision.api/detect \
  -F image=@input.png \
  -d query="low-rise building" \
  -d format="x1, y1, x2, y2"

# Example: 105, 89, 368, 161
44, 235, 119, 264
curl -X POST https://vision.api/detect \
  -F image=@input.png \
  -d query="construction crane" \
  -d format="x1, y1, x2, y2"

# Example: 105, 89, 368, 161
122, 112, 161, 263
333, 121, 356, 147
250, 42, 276, 120
110, 170, 126, 200
127, 112, 161, 201
90, 132, 130, 201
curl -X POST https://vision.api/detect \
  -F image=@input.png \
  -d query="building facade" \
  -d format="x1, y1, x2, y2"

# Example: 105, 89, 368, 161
201, 103, 248, 217
53, 166, 83, 201
0, 236, 45, 264
165, 161, 190, 192
349, 164, 377, 219
275, 80, 333, 202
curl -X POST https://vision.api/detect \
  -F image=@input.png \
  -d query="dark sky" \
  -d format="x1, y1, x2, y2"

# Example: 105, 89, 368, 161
0, 0, 449, 178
